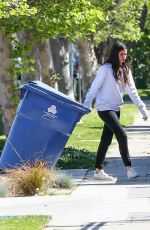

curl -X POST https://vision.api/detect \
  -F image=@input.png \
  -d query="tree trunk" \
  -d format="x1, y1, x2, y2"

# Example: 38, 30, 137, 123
38, 39, 57, 88
94, 38, 115, 65
50, 37, 74, 98
140, 5, 148, 31
17, 30, 41, 82
0, 30, 17, 135
77, 39, 98, 97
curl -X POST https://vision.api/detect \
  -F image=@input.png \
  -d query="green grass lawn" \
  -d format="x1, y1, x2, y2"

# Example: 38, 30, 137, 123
0, 136, 5, 154
138, 89, 150, 99
124, 89, 150, 101
0, 216, 50, 230
56, 103, 139, 169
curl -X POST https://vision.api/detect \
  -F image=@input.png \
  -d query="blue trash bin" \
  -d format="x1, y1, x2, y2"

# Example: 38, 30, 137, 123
0, 81, 90, 169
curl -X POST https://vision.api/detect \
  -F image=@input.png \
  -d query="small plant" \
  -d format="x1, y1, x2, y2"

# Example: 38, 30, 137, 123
53, 172, 74, 189
7, 160, 54, 196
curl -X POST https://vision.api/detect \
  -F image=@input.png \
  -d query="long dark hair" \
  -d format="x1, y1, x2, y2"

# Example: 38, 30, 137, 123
105, 42, 131, 84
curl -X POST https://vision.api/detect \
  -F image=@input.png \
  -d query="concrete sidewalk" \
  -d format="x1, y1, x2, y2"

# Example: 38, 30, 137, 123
0, 101, 150, 230
45, 100, 150, 229
44, 157, 150, 229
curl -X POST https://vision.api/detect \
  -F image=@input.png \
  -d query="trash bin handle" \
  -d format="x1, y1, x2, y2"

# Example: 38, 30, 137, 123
28, 81, 37, 85
21, 82, 90, 115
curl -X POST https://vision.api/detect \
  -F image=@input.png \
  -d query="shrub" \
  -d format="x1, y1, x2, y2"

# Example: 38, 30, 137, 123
7, 161, 54, 196
53, 172, 74, 189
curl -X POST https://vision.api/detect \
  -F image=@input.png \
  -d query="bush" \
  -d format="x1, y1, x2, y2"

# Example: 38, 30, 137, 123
53, 172, 74, 189
7, 161, 54, 196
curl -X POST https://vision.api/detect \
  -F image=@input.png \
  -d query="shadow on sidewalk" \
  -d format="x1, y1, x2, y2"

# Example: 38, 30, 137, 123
124, 125, 150, 133
80, 221, 107, 230
83, 156, 150, 186
80, 219, 150, 230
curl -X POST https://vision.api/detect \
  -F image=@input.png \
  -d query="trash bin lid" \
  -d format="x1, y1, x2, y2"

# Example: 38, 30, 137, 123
21, 81, 90, 114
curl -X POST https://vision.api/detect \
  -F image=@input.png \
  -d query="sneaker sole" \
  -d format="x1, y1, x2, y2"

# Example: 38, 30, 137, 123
128, 174, 139, 179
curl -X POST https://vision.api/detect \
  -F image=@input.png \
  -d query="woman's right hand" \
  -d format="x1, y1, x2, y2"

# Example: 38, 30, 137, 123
143, 115, 148, 121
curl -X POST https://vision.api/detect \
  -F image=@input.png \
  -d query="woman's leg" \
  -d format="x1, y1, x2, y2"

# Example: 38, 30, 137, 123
95, 123, 113, 169
95, 110, 131, 169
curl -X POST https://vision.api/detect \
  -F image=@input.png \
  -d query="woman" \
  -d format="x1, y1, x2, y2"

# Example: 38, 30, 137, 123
83, 42, 148, 180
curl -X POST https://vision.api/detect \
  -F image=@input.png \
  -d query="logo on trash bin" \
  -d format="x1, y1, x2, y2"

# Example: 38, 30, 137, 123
42, 105, 58, 121
48, 105, 57, 114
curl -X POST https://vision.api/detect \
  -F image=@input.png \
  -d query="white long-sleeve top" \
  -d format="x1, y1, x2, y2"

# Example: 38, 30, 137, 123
83, 63, 148, 118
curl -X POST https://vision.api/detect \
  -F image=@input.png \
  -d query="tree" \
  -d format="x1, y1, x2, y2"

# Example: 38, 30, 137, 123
0, 0, 105, 134
0, 0, 37, 134
50, 38, 74, 98
0, 0, 148, 134
128, 3, 150, 88
1, 0, 106, 89
94, 1, 150, 88
94, 0, 148, 65
94, 0, 147, 44
77, 39, 98, 97
18, 0, 106, 97
17, 29, 41, 82
79, 0, 148, 94
0, 30, 17, 134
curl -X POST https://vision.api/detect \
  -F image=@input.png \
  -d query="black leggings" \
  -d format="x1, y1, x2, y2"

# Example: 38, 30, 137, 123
95, 110, 131, 169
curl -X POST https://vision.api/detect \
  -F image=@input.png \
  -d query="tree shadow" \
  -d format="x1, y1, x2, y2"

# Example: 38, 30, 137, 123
80, 221, 107, 230
80, 219, 150, 229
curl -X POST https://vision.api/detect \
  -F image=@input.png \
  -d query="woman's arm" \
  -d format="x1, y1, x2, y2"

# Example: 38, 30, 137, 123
126, 70, 148, 120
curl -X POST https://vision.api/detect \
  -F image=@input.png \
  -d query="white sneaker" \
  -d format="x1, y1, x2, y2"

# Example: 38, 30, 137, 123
127, 167, 139, 179
94, 170, 114, 180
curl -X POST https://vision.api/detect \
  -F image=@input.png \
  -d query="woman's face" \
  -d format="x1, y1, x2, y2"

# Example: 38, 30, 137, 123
118, 49, 127, 65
